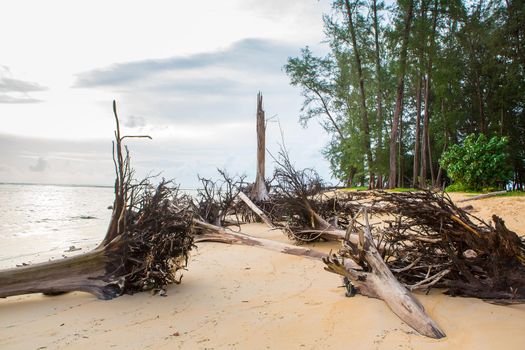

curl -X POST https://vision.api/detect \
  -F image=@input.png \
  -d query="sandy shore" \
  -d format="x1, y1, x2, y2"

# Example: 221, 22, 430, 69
1, 194, 525, 349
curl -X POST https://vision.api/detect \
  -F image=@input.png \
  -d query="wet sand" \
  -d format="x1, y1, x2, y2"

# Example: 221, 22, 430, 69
1, 194, 525, 349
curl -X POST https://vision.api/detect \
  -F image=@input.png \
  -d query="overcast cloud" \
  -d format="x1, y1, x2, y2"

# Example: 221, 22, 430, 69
0, 0, 335, 188
0, 66, 47, 104
74, 39, 294, 88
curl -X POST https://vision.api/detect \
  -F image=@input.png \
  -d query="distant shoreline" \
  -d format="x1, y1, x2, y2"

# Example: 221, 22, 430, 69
0, 182, 113, 189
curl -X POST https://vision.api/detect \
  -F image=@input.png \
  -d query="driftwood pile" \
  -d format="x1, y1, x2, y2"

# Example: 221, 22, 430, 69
191, 149, 525, 338
2, 100, 524, 340
237, 165, 525, 302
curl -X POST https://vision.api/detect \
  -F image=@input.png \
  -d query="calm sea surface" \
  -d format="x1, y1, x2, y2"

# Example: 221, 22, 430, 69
0, 184, 114, 268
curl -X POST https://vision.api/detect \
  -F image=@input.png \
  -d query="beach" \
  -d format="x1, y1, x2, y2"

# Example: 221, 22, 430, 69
1, 193, 525, 349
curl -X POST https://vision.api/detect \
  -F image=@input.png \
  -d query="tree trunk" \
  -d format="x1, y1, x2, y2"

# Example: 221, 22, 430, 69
251, 92, 270, 201
388, 0, 414, 188
428, 121, 435, 186
420, 76, 429, 188
398, 112, 404, 188
420, 1, 438, 188
373, 0, 384, 189
194, 219, 329, 261
323, 210, 446, 339
238, 192, 274, 228
194, 218, 445, 339
413, 77, 422, 187
476, 74, 486, 134
343, 0, 374, 189
0, 245, 121, 299
457, 190, 507, 202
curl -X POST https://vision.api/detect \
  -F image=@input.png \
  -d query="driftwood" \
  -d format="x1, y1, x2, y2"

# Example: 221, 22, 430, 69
194, 217, 445, 338
0, 101, 194, 300
358, 190, 525, 300
238, 192, 275, 228
457, 190, 507, 202
193, 219, 327, 261
323, 210, 445, 339
195, 170, 247, 227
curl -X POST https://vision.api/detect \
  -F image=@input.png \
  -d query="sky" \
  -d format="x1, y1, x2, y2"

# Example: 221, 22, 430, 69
0, 0, 335, 188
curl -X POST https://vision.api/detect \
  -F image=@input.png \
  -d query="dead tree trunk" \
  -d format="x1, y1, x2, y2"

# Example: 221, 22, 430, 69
0, 244, 121, 299
194, 217, 444, 339
0, 101, 193, 300
323, 210, 446, 339
251, 92, 270, 201
238, 192, 275, 228
195, 219, 444, 338
193, 219, 329, 261
457, 190, 507, 202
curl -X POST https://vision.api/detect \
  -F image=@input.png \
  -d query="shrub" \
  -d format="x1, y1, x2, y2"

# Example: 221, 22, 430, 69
439, 134, 512, 192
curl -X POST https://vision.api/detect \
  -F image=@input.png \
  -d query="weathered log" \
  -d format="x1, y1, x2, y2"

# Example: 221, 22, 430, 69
323, 210, 446, 339
0, 243, 121, 299
194, 218, 444, 338
238, 192, 275, 228
0, 101, 194, 300
193, 219, 329, 261
457, 190, 507, 202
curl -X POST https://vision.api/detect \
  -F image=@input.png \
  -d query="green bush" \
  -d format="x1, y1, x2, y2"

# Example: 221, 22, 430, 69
439, 134, 512, 192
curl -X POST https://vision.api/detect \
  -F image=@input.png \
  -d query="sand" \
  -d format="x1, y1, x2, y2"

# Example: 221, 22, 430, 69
1, 194, 525, 349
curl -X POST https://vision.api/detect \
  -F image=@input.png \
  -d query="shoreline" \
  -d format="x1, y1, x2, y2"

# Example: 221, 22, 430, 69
1, 194, 525, 349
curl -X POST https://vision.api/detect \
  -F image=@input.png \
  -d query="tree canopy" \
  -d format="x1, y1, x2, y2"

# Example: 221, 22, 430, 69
285, 0, 525, 190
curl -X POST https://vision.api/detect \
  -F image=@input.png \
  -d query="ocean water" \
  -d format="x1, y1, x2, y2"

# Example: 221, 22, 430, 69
0, 184, 114, 269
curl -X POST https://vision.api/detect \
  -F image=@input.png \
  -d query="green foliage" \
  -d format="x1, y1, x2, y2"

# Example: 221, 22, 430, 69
439, 134, 512, 191
499, 191, 525, 197
285, 1, 525, 189
341, 186, 368, 191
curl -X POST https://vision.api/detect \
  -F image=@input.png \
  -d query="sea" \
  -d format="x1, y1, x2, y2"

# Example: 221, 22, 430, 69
0, 183, 114, 269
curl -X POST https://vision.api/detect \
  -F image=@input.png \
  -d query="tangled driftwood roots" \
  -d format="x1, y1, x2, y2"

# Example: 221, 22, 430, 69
0, 101, 195, 300
323, 210, 446, 339
362, 190, 525, 300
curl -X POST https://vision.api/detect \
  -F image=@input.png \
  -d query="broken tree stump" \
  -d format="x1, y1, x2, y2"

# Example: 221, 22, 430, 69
251, 92, 270, 201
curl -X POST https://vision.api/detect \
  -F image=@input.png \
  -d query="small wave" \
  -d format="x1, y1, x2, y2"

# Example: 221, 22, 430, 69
71, 215, 98, 220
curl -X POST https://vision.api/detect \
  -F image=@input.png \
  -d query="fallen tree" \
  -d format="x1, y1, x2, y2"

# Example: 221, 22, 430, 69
366, 190, 525, 300
323, 209, 446, 339
193, 217, 446, 338
0, 101, 195, 300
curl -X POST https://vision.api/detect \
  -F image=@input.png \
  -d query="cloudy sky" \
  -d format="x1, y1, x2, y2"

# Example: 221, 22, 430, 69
0, 0, 334, 188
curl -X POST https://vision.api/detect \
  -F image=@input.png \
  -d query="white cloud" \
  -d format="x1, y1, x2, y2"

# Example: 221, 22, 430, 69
0, 0, 336, 187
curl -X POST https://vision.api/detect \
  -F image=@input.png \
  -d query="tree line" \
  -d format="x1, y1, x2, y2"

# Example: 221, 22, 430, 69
285, 0, 524, 189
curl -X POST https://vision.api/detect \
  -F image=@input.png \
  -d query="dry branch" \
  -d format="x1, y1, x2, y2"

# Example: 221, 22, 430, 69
238, 192, 275, 228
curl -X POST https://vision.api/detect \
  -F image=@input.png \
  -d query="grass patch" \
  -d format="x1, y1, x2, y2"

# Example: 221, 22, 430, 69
496, 191, 525, 197
341, 186, 368, 191
339, 187, 421, 192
